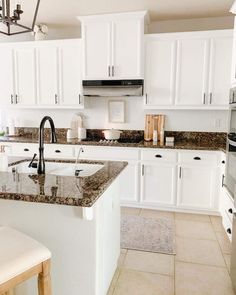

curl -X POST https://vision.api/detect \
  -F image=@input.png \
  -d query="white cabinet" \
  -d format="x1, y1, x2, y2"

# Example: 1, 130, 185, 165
231, 16, 236, 86
208, 35, 232, 106
140, 149, 177, 207
59, 40, 83, 106
79, 11, 146, 80
177, 151, 219, 211
175, 37, 209, 106
145, 30, 233, 109
0, 45, 14, 106
141, 163, 177, 207
36, 43, 58, 106
145, 37, 176, 106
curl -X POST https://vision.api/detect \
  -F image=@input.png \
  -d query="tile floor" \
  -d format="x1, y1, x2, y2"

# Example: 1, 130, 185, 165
107, 207, 235, 295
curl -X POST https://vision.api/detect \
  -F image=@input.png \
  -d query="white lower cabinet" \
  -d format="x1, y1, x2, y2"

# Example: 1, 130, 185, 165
177, 164, 217, 210
141, 162, 177, 207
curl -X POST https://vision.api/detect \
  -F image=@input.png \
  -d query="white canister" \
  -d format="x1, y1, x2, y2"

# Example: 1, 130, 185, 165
67, 129, 77, 140
78, 127, 87, 140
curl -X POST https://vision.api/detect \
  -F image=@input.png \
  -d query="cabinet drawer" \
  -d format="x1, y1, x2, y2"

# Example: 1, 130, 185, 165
76, 146, 139, 161
178, 151, 218, 165
10, 143, 38, 157
222, 212, 232, 242
221, 188, 234, 223
141, 149, 177, 163
44, 144, 74, 159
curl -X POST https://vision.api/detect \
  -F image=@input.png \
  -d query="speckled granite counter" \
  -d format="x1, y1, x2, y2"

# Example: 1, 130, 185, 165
0, 158, 127, 207
0, 136, 227, 152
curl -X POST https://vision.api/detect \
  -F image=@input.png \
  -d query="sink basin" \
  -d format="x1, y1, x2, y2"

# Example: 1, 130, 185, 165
9, 161, 104, 177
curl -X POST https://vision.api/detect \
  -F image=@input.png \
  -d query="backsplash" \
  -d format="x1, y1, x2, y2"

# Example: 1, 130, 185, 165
14, 127, 226, 144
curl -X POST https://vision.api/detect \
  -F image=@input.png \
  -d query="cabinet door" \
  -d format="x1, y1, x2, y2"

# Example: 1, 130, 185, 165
14, 45, 37, 106
231, 17, 236, 86
36, 44, 58, 106
175, 38, 209, 106
112, 19, 143, 79
0, 46, 14, 106
141, 163, 177, 206
82, 21, 111, 79
59, 40, 83, 107
145, 38, 176, 106
177, 165, 216, 210
208, 36, 232, 106
119, 161, 139, 203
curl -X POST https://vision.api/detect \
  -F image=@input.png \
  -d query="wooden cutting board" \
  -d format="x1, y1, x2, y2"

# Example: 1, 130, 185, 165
144, 114, 165, 142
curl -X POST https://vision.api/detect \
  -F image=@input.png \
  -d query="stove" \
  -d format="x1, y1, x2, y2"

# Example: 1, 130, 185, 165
98, 138, 143, 144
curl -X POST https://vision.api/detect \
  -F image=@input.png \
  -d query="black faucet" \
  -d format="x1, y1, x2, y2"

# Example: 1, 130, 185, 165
37, 116, 57, 174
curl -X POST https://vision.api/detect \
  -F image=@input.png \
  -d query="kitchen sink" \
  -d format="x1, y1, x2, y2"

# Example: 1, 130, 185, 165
9, 161, 104, 177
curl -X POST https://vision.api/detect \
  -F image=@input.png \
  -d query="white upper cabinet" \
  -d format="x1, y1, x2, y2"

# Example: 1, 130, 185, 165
208, 34, 232, 106
14, 44, 37, 106
59, 40, 83, 106
0, 45, 14, 106
145, 37, 176, 106
145, 30, 233, 109
82, 21, 111, 79
79, 11, 147, 80
231, 16, 236, 86
175, 37, 209, 106
36, 43, 58, 106
112, 19, 142, 79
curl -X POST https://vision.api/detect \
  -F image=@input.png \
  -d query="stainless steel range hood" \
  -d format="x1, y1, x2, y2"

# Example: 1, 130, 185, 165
82, 80, 144, 97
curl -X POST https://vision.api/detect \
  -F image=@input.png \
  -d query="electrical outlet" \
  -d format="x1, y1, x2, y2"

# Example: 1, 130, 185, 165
214, 119, 221, 128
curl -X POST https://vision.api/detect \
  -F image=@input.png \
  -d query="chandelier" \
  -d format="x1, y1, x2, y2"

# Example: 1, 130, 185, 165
0, 0, 40, 35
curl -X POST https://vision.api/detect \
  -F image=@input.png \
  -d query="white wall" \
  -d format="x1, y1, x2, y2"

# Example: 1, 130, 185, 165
1, 98, 229, 132
0, 15, 232, 132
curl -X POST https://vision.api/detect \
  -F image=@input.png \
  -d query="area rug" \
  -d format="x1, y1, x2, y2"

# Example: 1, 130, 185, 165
121, 215, 176, 255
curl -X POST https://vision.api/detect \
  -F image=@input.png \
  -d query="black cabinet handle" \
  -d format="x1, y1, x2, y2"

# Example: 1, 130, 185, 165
24, 148, 29, 152
155, 154, 162, 158
227, 228, 232, 235
228, 208, 233, 214
222, 160, 225, 164
55, 150, 61, 153
194, 157, 201, 160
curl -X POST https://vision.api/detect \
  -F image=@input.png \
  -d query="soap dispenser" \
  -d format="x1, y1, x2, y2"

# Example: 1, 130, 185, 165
0, 145, 8, 172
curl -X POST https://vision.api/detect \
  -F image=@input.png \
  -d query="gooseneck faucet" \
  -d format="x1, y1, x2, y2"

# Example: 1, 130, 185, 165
37, 116, 57, 174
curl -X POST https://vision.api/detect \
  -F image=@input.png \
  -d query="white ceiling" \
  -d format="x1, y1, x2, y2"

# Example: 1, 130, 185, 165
22, 0, 235, 27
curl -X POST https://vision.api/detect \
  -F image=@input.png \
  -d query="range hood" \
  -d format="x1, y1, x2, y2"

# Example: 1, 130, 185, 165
82, 80, 144, 97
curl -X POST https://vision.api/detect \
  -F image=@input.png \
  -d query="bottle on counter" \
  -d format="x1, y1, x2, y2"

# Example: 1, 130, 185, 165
0, 145, 8, 172
153, 130, 158, 144
160, 128, 165, 145
7, 118, 15, 136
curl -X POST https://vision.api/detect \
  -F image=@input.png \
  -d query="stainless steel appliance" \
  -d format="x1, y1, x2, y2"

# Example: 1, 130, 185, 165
226, 86, 236, 292
82, 79, 144, 97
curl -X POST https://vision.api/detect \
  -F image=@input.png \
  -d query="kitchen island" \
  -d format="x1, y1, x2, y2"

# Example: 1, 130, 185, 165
0, 158, 127, 295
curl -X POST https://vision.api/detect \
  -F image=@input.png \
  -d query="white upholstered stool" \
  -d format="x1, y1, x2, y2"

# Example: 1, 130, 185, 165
0, 227, 52, 295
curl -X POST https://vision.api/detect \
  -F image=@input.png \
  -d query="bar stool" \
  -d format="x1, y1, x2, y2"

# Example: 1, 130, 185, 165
0, 227, 52, 295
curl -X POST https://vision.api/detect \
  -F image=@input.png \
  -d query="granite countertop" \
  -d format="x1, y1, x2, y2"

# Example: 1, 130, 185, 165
0, 136, 227, 152
0, 158, 127, 207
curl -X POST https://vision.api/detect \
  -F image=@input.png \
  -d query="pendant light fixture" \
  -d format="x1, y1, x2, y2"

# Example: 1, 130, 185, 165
0, 0, 40, 35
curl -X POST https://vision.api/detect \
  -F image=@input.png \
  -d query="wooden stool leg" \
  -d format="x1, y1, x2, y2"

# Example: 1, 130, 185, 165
38, 260, 52, 295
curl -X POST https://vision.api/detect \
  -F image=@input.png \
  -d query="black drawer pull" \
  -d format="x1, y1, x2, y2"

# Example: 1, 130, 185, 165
227, 228, 232, 235
24, 148, 29, 152
222, 160, 225, 164
193, 157, 201, 160
155, 154, 162, 158
55, 150, 61, 153
228, 208, 233, 214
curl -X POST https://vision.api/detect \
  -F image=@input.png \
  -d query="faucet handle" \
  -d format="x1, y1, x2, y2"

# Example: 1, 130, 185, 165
28, 153, 37, 168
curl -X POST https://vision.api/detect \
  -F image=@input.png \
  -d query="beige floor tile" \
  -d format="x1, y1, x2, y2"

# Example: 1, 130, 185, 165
175, 219, 216, 240
176, 237, 226, 267
210, 215, 224, 232
118, 252, 127, 267
175, 261, 234, 295
107, 269, 120, 295
121, 207, 141, 216
175, 212, 210, 223
224, 254, 231, 272
216, 231, 232, 254
123, 250, 174, 276
120, 248, 127, 254
113, 269, 174, 295
140, 209, 174, 220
